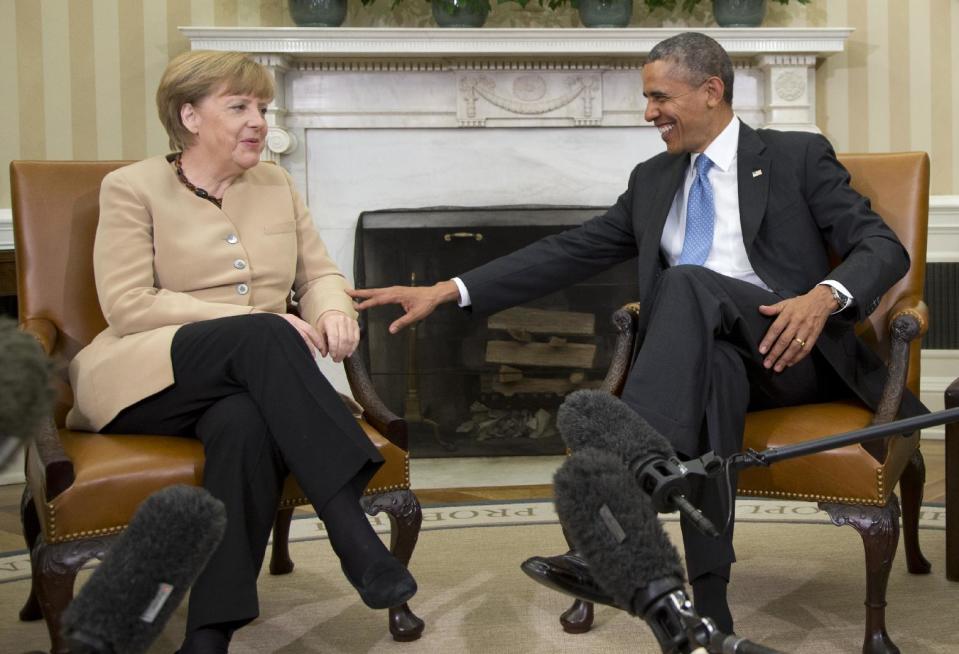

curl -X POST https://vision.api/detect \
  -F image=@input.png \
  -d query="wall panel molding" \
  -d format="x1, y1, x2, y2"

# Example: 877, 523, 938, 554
929, 195, 959, 263
920, 349, 958, 440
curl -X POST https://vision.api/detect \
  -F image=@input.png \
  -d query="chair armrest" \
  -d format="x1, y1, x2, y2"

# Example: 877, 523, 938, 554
20, 317, 58, 356
887, 297, 929, 339
18, 318, 75, 498
601, 302, 641, 397
28, 416, 75, 501
343, 354, 409, 452
872, 302, 925, 426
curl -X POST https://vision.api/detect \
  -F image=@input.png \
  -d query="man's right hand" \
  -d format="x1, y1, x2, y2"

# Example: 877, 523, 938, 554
348, 281, 460, 334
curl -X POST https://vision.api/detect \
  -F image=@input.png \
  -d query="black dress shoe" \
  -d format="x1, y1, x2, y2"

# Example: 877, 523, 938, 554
521, 552, 620, 608
343, 558, 418, 610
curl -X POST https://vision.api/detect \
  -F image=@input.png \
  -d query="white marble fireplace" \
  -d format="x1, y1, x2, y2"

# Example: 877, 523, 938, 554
183, 27, 851, 391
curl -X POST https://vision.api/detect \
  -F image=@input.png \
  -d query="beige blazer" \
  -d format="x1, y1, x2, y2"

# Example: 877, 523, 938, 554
67, 155, 356, 432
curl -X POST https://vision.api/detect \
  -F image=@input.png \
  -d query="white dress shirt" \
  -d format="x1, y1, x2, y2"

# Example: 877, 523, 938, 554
661, 117, 770, 290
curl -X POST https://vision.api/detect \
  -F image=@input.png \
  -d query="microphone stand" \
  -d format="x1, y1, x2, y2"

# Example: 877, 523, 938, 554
661, 589, 783, 654
646, 406, 959, 536
724, 405, 959, 473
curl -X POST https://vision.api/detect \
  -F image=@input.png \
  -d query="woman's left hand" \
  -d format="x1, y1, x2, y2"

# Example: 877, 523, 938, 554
317, 311, 360, 362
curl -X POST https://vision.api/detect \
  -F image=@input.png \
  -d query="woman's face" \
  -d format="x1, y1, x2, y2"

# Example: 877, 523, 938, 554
181, 85, 270, 172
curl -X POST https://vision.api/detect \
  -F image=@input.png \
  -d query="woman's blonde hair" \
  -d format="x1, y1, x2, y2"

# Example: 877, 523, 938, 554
156, 50, 275, 151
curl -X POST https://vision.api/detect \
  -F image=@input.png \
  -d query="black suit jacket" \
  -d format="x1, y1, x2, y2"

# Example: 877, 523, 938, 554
460, 122, 925, 417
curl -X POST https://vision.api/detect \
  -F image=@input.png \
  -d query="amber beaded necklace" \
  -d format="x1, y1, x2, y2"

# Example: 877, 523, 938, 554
173, 153, 223, 209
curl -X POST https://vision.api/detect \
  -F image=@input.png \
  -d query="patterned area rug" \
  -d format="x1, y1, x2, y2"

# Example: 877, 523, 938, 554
0, 499, 954, 653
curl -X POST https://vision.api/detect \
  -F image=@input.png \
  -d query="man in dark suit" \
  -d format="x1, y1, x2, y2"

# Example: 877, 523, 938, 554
349, 32, 920, 633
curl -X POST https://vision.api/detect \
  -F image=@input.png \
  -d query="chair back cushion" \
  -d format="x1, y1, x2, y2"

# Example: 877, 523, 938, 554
838, 152, 929, 395
11, 161, 132, 422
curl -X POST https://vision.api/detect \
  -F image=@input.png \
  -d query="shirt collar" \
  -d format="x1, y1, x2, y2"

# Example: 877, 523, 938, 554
693, 115, 739, 173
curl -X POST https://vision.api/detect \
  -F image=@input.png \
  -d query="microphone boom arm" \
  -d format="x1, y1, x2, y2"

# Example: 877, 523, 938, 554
725, 405, 959, 473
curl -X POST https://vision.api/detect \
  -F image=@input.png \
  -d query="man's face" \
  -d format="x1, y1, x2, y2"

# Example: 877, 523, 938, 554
642, 59, 719, 155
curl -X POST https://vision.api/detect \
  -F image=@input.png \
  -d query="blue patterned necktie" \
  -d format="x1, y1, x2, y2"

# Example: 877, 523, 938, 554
677, 154, 715, 266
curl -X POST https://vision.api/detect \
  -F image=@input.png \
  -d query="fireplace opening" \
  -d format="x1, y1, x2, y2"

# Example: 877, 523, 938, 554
354, 206, 639, 458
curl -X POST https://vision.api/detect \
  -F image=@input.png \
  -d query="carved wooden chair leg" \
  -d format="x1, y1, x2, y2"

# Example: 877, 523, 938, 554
558, 524, 594, 634
561, 599, 595, 634
363, 489, 425, 642
822, 499, 901, 654
19, 486, 43, 622
898, 447, 931, 573
33, 537, 108, 654
269, 506, 295, 575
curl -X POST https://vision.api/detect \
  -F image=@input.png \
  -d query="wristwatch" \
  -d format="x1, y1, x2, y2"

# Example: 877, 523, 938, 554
828, 285, 851, 312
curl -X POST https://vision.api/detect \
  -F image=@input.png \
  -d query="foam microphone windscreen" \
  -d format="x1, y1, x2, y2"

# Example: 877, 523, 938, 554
557, 389, 675, 463
0, 317, 52, 460
554, 448, 685, 615
61, 485, 227, 654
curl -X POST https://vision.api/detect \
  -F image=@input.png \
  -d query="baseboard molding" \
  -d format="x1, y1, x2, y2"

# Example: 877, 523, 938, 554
0, 208, 12, 250
920, 349, 957, 440
0, 448, 25, 486
929, 195, 959, 263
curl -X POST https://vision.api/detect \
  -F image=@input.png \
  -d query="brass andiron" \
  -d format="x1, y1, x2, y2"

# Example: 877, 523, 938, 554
404, 273, 455, 451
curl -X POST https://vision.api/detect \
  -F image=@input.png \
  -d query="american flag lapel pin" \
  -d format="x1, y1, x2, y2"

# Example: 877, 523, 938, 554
752, 169, 763, 178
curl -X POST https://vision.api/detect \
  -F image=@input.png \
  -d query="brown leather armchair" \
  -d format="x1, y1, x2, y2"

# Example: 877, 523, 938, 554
12, 161, 425, 653
560, 152, 931, 654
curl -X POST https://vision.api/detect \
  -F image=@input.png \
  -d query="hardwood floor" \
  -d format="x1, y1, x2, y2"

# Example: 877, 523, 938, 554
0, 440, 946, 554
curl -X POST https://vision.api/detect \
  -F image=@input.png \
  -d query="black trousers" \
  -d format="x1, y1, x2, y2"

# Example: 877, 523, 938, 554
104, 314, 383, 632
620, 266, 847, 581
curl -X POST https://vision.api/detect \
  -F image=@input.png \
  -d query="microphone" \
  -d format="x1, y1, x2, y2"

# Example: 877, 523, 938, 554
558, 389, 721, 537
61, 485, 227, 654
553, 449, 781, 654
0, 317, 53, 466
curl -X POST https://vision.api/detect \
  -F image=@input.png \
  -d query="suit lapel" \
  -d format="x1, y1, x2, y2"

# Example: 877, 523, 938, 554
737, 123, 770, 252
638, 153, 688, 287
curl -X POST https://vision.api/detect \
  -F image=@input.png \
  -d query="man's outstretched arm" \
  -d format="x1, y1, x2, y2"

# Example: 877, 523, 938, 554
348, 281, 461, 334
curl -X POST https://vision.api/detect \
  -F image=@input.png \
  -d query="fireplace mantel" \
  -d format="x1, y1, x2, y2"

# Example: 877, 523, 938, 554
183, 26, 851, 58
184, 27, 851, 159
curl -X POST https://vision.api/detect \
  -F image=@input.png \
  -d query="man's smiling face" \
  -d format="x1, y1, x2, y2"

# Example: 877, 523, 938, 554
642, 59, 722, 155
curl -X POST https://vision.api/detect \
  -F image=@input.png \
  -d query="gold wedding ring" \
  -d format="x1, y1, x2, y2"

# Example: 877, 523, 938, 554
794, 337, 807, 348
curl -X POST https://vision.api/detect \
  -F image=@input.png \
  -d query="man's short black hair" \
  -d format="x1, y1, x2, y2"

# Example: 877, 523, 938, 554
647, 32, 735, 105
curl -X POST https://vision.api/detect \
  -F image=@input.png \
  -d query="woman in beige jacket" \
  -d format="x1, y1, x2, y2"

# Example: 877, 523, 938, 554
68, 51, 416, 654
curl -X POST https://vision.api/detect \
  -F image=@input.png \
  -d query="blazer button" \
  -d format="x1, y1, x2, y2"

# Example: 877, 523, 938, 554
234, 259, 247, 270
236, 283, 249, 295
226, 233, 239, 244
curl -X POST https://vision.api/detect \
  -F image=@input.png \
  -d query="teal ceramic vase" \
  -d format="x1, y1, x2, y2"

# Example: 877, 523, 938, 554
288, 0, 348, 27
577, 0, 632, 27
712, 0, 767, 27
431, 0, 490, 27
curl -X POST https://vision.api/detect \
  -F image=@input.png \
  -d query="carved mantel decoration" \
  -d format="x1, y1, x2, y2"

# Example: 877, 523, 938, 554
183, 27, 852, 160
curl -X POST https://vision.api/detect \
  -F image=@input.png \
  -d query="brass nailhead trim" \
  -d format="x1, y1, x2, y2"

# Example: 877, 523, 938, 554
45, 455, 415, 540
737, 488, 885, 506
739, 462, 891, 507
